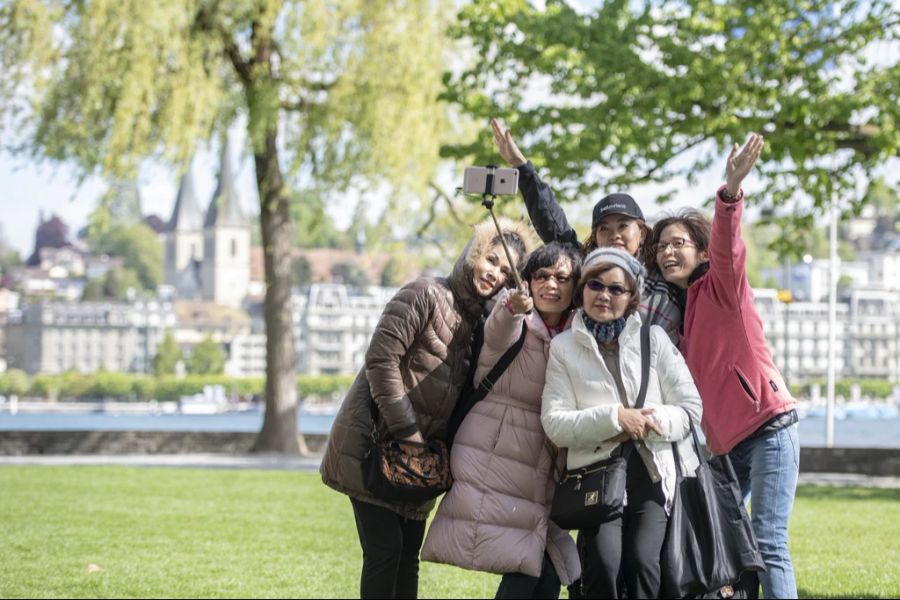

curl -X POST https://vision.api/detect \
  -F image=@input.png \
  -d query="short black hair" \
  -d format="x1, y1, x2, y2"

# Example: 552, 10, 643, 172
522, 242, 583, 288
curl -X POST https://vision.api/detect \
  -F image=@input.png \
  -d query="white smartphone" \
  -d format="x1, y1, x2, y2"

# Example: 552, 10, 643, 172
463, 166, 519, 196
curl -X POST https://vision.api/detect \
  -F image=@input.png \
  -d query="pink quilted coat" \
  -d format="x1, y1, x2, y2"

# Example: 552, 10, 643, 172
421, 290, 581, 584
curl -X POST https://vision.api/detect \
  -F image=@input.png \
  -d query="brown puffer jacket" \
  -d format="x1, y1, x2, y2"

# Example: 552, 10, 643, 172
319, 217, 536, 520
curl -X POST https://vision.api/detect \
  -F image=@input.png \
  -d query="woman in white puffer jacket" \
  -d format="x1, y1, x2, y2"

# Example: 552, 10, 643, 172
541, 247, 702, 599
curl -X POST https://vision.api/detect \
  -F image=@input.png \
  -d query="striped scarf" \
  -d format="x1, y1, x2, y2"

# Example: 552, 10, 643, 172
581, 314, 627, 345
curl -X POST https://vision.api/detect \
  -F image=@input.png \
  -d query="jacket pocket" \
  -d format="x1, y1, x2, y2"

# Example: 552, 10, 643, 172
733, 366, 761, 414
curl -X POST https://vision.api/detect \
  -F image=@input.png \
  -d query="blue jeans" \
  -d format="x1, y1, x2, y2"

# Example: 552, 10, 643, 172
728, 423, 799, 599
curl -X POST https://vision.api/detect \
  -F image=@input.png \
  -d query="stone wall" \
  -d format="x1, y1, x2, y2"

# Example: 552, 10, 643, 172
0, 430, 897, 476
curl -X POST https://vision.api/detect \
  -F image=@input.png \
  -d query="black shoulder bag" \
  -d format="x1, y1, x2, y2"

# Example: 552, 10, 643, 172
660, 410, 766, 598
447, 320, 528, 447
549, 323, 650, 530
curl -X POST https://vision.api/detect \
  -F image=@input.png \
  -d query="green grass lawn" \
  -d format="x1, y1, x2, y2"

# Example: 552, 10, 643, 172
0, 467, 897, 598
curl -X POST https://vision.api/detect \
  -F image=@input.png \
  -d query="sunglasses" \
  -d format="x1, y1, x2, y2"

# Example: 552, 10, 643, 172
585, 280, 631, 296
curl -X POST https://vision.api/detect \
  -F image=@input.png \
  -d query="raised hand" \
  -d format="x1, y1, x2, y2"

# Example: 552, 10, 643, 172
490, 118, 527, 167
507, 289, 534, 315
725, 133, 764, 197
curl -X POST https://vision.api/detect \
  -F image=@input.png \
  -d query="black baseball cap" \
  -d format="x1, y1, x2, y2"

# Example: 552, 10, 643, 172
591, 193, 644, 227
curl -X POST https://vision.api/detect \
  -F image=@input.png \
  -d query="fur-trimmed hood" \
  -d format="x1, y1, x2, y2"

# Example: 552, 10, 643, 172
449, 216, 539, 319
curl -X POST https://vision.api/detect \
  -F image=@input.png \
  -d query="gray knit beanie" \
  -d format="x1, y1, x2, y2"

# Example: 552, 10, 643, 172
582, 247, 646, 292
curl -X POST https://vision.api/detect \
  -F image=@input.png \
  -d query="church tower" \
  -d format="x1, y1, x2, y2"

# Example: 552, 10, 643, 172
164, 163, 204, 298
201, 140, 250, 307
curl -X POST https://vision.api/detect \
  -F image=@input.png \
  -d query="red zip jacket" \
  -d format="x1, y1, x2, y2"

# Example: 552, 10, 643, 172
681, 186, 796, 455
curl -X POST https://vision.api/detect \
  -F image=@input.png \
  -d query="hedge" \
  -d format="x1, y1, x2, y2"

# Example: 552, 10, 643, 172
790, 379, 898, 399
0, 371, 355, 402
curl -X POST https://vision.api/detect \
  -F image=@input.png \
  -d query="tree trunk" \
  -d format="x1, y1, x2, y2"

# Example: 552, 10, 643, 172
250, 126, 305, 454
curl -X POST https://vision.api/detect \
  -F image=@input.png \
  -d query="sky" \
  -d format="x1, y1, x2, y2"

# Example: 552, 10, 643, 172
1, 2, 897, 258
0, 125, 735, 259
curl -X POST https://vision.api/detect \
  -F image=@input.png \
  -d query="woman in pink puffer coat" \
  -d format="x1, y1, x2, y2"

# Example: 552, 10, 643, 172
421, 243, 582, 599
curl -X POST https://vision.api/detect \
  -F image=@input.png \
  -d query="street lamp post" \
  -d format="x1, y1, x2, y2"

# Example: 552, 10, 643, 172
777, 286, 793, 386
826, 196, 839, 448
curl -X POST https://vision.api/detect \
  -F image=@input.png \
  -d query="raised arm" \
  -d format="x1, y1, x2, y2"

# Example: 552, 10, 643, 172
476, 288, 529, 383
491, 118, 581, 248
707, 134, 764, 309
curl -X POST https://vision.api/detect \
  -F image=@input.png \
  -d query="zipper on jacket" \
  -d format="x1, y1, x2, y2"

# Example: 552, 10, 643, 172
734, 367, 761, 414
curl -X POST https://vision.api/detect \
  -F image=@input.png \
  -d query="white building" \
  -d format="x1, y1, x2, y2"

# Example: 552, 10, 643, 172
4, 299, 179, 375
294, 283, 398, 375
754, 287, 900, 384
4, 301, 156, 374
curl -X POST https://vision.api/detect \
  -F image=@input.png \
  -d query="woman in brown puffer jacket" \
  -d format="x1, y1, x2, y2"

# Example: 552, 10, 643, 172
320, 216, 536, 600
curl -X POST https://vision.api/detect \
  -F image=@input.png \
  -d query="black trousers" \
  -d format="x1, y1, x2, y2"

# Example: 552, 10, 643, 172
495, 552, 561, 599
576, 452, 669, 599
350, 498, 427, 599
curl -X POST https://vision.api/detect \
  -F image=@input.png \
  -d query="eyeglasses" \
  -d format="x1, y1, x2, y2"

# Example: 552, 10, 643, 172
654, 238, 697, 254
532, 271, 572, 284
585, 280, 631, 296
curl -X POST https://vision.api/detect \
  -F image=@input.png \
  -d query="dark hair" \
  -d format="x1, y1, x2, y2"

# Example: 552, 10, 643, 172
522, 242, 583, 289
574, 263, 641, 317
582, 220, 654, 266
644, 208, 712, 277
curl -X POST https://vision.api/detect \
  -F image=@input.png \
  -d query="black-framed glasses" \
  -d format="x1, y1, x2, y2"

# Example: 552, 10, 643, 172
532, 271, 572, 284
585, 280, 631, 296
654, 238, 697, 254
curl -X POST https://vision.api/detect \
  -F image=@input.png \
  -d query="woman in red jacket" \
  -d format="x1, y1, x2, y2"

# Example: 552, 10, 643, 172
647, 134, 799, 599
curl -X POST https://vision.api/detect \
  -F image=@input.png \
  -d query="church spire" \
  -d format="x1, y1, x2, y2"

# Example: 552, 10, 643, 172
168, 161, 204, 232
205, 136, 246, 228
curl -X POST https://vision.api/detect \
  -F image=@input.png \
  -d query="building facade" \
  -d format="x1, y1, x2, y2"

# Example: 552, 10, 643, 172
754, 287, 900, 385
293, 283, 397, 375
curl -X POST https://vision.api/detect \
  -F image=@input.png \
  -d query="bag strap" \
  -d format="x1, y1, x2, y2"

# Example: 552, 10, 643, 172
670, 406, 705, 478
447, 320, 528, 445
635, 322, 651, 409
617, 322, 652, 460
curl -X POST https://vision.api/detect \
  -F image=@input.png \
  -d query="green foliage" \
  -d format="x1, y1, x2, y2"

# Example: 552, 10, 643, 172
330, 261, 369, 287
380, 255, 406, 287
444, 0, 899, 253
29, 373, 61, 399
291, 255, 313, 288
298, 374, 355, 397
1, 0, 455, 448
85, 371, 136, 399
187, 336, 226, 376
792, 378, 897, 399
80, 277, 104, 301
290, 193, 351, 249
13, 372, 352, 402
86, 210, 163, 291
0, 369, 30, 396
101, 267, 142, 300
152, 331, 183, 377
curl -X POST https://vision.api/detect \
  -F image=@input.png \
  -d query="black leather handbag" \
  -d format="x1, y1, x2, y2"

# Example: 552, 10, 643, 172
549, 323, 650, 530
660, 413, 766, 598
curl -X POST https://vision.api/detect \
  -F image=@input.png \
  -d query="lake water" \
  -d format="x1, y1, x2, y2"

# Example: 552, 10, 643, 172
0, 411, 897, 448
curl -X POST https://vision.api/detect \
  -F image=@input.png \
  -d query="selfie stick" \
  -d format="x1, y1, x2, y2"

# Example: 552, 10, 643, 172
481, 165, 524, 291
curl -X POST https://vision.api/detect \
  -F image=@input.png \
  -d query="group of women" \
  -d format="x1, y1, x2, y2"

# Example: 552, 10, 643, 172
320, 120, 800, 599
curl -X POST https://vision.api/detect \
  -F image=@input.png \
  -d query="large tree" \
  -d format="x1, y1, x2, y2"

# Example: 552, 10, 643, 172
444, 0, 898, 254
1, 0, 449, 453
